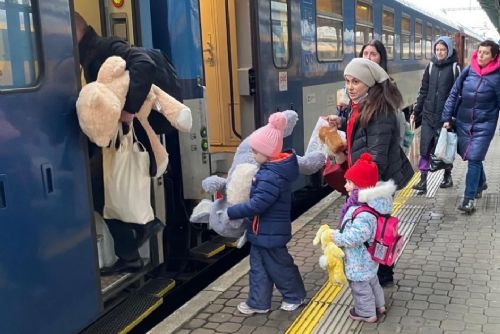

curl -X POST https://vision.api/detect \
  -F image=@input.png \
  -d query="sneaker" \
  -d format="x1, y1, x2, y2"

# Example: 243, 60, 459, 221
377, 306, 386, 315
237, 302, 269, 315
280, 300, 304, 311
349, 308, 377, 323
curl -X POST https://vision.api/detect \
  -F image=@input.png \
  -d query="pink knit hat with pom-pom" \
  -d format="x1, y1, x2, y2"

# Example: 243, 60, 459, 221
249, 112, 287, 158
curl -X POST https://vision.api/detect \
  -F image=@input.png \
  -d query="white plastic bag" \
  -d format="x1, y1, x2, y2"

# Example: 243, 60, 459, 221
434, 128, 457, 164
306, 117, 346, 156
103, 128, 154, 224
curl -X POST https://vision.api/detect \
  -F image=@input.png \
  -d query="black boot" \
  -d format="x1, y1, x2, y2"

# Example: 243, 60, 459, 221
475, 183, 488, 199
458, 198, 475, 213
412, 173, 427, 194
440, 170, 453, 188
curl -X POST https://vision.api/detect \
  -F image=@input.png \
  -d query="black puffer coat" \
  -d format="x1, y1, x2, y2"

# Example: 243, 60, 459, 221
414, 51, 459, 155
340, 108, 414, 190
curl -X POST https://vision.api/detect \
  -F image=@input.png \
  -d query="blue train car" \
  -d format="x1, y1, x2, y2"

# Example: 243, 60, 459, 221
0, 1, 483, 333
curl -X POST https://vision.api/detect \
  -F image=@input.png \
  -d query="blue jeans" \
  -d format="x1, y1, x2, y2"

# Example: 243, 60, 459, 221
464, 160, 486, 200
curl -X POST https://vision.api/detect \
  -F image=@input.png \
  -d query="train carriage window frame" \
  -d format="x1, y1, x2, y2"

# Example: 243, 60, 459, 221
400, 14, 410, 60
270, 0, 291, 69
355, 0, 373, 56
381, 7, 394, 60
414, 19, 423, 60
425, 23, 432, 59
0, 0, 43, 91
315, 0, 343, 62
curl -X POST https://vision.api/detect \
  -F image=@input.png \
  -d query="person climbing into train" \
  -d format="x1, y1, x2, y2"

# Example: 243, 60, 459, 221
326, 58, 414, 287
329, 152, 393, 323
442, 40, 500, 213
222, 112, 306, 315
411, 36, 461, 194
74, 12, 178, 275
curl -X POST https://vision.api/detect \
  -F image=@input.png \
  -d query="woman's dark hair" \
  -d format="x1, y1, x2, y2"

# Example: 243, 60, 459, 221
359, 40, 388, 72
358, 80, 403, 127
479, 40, 499, 60
434, 40, 448, 53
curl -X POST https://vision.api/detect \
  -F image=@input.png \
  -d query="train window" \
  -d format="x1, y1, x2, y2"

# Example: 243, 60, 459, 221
382, 8, 394, 60
415, 20, 423, 59
425, 23, 432, 59
271, 0, 290, 68
316, 0, 343, 61
400, 15, 410, 60
0, 0, 40, 89
355, 1, 373, 55
435, 27, 440, 41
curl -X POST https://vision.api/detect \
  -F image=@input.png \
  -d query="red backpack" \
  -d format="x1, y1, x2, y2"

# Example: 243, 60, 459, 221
346, 205, 405, 266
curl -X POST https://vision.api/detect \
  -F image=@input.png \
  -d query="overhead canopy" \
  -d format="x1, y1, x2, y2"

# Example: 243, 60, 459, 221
477, 0, 500, 35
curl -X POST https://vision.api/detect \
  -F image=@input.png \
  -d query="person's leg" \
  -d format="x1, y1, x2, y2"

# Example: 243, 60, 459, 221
377, 264, 394, 287
263, 246, 306, 309
243, 245, 273, 312
440, 165, 453, 188
104, 219, 141, 262
369, 275, 385, 312
349, 280, 377, 322
459, 160, 481, 212
476, 164, 487, 198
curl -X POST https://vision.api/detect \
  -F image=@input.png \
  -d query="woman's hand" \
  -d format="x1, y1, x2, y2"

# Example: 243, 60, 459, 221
443, 122, 450, 129
325, 115, 342, 128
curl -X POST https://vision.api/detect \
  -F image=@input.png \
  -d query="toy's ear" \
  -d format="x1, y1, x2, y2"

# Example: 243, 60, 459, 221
151, 84, 192, 132
190, 199, 212, 223
96, 56, 130, 101
76, 82, 121, 147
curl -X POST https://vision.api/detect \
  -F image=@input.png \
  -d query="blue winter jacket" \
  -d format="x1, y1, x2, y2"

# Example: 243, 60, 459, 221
227, 151, 299, 248
333, 181, 396, 282
442, 51, 500, 161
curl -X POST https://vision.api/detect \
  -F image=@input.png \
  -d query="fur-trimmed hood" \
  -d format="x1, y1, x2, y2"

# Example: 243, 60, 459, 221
358, 180, 396, 215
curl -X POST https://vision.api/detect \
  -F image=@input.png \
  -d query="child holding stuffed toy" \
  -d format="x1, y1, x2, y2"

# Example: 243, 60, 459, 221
224, 112, 306, 315
331, 153, 395, 322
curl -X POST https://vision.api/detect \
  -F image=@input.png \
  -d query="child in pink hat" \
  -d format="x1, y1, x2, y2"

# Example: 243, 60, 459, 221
225, 112, 306, 315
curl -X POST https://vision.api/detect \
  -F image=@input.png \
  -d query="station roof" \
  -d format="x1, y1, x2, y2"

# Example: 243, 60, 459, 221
477, 0, 500, 34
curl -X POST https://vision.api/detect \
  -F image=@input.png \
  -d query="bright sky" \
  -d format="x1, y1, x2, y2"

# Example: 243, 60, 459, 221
406, 0, 500, 41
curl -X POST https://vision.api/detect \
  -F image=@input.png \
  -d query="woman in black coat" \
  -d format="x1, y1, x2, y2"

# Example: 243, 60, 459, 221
328, 58, 414, 286
412, 36, 460, 193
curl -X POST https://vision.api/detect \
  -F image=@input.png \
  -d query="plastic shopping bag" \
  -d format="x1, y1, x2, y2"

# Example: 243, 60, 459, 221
103, 128, 154, 224
434, 128, 457, 164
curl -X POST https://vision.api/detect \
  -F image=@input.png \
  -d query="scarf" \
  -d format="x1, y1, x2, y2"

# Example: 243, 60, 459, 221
338, 188, 360, 228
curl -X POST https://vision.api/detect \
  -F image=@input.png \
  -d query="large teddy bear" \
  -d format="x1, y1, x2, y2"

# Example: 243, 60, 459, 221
76, 56, 192, 177
190, 110, 327, 247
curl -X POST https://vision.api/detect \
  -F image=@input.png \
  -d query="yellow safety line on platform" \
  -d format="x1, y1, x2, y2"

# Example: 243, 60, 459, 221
285, 172, 420, 334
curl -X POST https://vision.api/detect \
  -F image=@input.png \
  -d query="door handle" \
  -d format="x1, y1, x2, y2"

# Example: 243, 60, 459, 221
0, 174, 6, 209
41, 164, 55, 195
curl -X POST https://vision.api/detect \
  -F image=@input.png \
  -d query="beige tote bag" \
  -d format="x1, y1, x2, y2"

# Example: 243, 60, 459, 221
103, 127, 154, 224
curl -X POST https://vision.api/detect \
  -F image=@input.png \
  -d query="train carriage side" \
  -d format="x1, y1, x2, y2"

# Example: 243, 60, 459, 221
0, 1, 101, 334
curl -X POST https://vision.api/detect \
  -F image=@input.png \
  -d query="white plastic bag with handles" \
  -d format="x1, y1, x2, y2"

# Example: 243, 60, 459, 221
103, 127, 154, 224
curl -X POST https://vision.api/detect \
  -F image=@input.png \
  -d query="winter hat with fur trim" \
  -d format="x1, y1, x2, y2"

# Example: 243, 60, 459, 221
344, 58, 389, 87
249, 112, 287, 158
344, 152, 379, 188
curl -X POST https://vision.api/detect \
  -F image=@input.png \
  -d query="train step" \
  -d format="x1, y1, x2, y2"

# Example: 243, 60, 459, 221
190, 240, 226, 258
81, 278, 175, 334
212, 235, 239, 248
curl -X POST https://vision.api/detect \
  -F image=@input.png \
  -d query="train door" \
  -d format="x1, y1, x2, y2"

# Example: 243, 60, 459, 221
73, 0, 167, 302
199, 0, 242, 154
251, 0, 304, 154
0, 2, 100, 334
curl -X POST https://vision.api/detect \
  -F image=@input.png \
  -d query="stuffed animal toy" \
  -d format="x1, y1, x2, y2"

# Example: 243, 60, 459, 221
318, 124, 347, 165
190, 110, 327, 247
76, 56, 192, 177
313, 224, 347, 286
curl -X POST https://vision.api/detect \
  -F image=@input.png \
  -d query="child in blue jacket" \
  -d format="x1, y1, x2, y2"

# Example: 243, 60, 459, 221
333, 153, 395, 322
225, 112, 306, 315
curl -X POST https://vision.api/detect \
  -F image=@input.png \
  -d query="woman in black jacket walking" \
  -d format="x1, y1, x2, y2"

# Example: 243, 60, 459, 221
412, 36, 460, 194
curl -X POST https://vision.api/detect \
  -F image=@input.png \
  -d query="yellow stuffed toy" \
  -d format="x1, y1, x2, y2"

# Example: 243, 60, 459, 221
76, 56, 192, 177
313, 224, 347, 285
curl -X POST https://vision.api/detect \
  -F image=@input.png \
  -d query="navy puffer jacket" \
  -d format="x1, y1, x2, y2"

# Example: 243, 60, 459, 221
227, 151, 299, 248
442, 52, 500, 161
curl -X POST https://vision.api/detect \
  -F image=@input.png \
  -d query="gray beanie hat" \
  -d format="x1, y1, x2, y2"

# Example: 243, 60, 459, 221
344, 58, 389, 87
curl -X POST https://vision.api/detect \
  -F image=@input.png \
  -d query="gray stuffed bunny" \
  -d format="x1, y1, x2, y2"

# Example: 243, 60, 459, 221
190, 110, 326, 247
